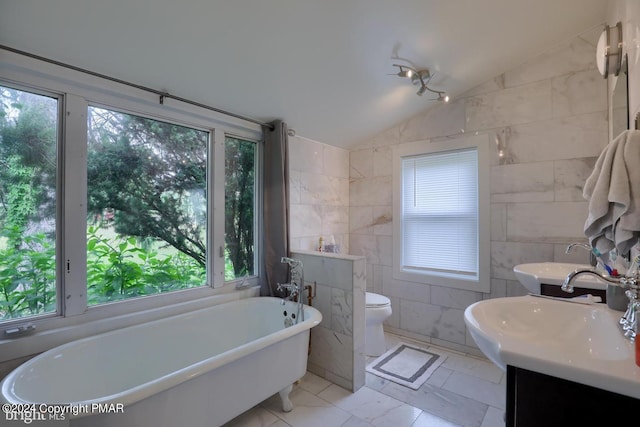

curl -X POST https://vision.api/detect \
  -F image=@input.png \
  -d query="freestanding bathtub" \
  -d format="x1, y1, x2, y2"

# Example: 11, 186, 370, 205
0, 297, 322, 427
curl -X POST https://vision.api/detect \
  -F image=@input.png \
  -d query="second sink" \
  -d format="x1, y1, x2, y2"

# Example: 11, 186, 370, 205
513, 262, 605, 294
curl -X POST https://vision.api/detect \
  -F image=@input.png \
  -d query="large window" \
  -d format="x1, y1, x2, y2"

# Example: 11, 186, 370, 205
0, 85, 59, 321
393, 135, 490, 292
86, 107, 209, 305
0, 61, 262, 326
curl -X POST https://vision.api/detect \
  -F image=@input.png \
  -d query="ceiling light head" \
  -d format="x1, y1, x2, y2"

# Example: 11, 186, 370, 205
398, 68, 413, 78
392, 64, 414, 78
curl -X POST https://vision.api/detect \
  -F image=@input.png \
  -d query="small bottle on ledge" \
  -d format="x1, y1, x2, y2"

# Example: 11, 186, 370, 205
318, 236, 324, 252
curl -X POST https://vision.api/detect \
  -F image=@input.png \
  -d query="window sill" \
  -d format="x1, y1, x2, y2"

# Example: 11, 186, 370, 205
0, 285, 260, 364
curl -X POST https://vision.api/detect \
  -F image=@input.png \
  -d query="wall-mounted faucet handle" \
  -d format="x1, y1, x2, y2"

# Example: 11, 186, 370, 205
277, 282, 298, 295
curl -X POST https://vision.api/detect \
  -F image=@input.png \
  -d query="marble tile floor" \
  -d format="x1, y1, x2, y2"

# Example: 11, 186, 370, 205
223, 333, 506, 427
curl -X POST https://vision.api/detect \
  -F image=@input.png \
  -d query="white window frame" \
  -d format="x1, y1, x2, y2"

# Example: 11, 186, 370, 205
0, 49, 263, 360
392, 134, 490, 292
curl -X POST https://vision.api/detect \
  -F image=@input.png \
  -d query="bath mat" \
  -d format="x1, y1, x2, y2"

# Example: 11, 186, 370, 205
366, 343, 447, 390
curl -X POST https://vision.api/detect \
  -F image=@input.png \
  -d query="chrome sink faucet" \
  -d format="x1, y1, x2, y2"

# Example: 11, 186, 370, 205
562, 268, 638, 341
277, 257, 305, 323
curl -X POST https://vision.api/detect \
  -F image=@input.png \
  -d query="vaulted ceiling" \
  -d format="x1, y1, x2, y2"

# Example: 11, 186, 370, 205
0, 0, 608, 148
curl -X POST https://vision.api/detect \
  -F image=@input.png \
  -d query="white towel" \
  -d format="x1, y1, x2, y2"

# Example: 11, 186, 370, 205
583, 130, 640, 255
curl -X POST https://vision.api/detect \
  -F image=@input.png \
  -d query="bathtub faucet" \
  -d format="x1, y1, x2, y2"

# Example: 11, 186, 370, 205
277, 283, 299, 301
279, 257, 305, 323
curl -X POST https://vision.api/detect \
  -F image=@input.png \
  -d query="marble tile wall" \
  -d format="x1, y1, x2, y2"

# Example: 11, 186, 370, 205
291, 250, 366, 392
349, 27, 609, 355
289, 135, 350, 253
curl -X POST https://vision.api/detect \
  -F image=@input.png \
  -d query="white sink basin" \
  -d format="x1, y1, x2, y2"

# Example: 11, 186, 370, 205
464, 296, 640, 399
513, 262, 606, 293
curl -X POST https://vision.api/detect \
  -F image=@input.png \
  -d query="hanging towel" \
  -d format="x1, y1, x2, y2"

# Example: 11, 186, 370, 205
583, 130, 640, 255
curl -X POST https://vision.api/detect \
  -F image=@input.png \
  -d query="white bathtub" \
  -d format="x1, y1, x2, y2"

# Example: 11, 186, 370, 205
1, 297, 322, 427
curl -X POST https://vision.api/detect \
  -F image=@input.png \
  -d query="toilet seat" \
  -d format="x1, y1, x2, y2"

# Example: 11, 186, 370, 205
366, 292, 390, 308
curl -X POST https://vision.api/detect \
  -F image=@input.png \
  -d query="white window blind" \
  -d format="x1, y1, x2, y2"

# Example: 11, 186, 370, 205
401, 148, 478, 277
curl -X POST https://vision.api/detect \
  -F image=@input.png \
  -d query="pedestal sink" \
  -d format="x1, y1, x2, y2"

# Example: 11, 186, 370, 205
464, 295, 639, 399
513, 262, 605, 294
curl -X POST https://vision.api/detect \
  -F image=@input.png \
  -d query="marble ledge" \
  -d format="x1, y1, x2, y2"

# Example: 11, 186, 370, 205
292, 249, 366, 262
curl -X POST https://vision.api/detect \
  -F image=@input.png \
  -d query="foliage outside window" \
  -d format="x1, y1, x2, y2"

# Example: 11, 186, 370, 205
86, 107, 209, 305
0, 86, 58, 320
225, 137, 256, 280
0, 81, 260, 322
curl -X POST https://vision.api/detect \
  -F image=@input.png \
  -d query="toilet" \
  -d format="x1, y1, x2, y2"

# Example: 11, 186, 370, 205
365, 292, 392, 357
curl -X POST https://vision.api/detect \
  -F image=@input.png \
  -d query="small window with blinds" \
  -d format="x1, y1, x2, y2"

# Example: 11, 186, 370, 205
393, 135, 489, 292
401, 148, 478, 277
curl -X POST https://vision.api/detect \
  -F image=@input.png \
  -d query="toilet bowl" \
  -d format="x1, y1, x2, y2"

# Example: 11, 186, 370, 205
365, 292, 392, 357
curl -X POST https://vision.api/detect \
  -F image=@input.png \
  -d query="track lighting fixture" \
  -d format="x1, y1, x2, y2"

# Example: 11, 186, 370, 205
391, 64, 449, 101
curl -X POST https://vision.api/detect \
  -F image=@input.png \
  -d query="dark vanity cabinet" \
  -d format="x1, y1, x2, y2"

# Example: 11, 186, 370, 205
540, 283, 606, 302
505, 366, 638, 426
